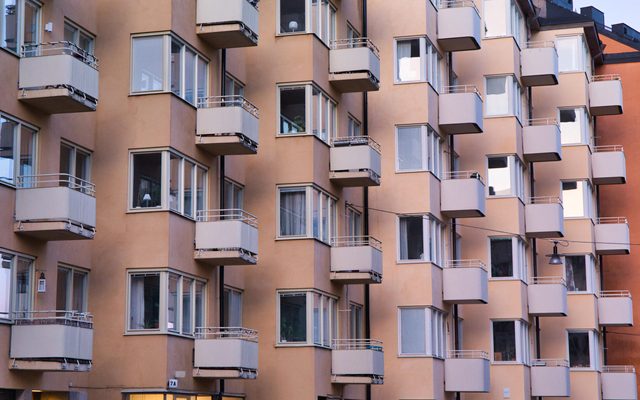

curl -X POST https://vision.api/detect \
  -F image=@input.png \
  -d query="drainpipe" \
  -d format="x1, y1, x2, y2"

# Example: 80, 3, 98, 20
362, 2, 371, 400
593, 116, 607, 364
219, 48, 227, 396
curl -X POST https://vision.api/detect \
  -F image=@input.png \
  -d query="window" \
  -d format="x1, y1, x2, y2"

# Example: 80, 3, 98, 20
345, 206, 362, 237
485, 75, 522, 119
0, 0, 40, 54
492, 320, 530, 364
277, 290, 337, 347
398, 215, 445, 265
127, 270, 205, 335
278, 185, 336, 244
568, 331, 599, 369
559, 107, 589, 145
426, 41, 442, 90
487, 155, 525, 199
347, 115, 361, 137
0, 113, 36, 187
60, 142, 91, 190
398, 307, 446, 358
223, 179, 244, 210
562, 180, 593, 218
0, 250, 33, 319
564, 255, 596, 293
63, 20, 94, 54
56, 265, 88, 313
223, 287, 243, 327
396, 125, 443, 177
395, 37, 442, 87
129, 149, 207, 218
131, 34, 208, 105
484, 0, 525, 44
556, 35, 590, 74
347, 23, 360, 43
278, 84, 336, 144
489, 237, 527, 280
224, 74, 244, 97
278, 0, 336, 45
349, 302, 363, 339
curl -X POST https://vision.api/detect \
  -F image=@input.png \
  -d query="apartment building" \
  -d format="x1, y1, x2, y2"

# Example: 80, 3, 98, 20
0, 0, 636, 399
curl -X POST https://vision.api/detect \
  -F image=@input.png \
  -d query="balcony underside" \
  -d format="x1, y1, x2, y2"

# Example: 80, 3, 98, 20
594, 175, 626, 185
197, 23, 258, 48
521, 74, 558, 87
525, 151, 561, 163
9, 359, 92, 372
330, 271, 382, 284
192, 368, 257, 379
331, 375, 383, 385
14, 221, 95, 241
440, 121, 483, 135
591, 105, 623, 117
18, 88, 97, 114
526, 229, 564, 239
194, 249, 257, 265
196, 134, 258, 155
329, 72, 380, 93
438, 36, 480, 52
441, 208, 485, 218
330, 171, 380, 187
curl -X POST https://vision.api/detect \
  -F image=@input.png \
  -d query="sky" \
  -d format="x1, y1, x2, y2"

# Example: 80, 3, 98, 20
572, 0, 640, 31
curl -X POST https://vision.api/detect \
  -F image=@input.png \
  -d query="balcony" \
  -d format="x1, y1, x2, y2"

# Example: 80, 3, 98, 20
196, 96, 259, 155
589, 75, 623, 116
437, 1, 481, 52
196, 0, 259, 48
439, 86, 483, 134
525, 197, 564, 238
599, 291, 633, 327
528, 277, 568, 316
530, 359, 570, 397
443, 260, 488, 304
602, 366, 638, 400
14, 174, 96, 241
521, 42, 559, 87
592, 146, 626, 185
329, 38, 380, 93
444, 351, 490, 393
194, 209, 258, 265
330, 237, 382, 284
595, 217, 630, 255
193, 327, 258, 379
523, 119, 562, 162
331, 340, 384, 385
9, 311, 93, 372
441, 171, 486, 218
330, 136, 381, 187
18, 42, 98, 113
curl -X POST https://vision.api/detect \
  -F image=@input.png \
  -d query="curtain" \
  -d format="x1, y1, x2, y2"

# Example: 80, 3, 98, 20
0, 254, 12, 318
486, 76, 509, 116
400, 308, 426, 354
280, 190, 306, 236
399, 217, 409, 260
397, 40, 420, 82
129, 276, 145, 329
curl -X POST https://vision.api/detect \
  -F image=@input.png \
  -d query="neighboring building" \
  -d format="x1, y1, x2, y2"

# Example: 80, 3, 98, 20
0, 1, 635, 400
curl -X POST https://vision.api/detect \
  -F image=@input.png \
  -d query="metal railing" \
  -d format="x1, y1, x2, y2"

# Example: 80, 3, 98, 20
525, 41, 556, 49
11, 310, 93, 328
17, 174, 96, 197
195, 327, 258, 341
441, 85, 481, 97
527, 117, 558, 127
597, 216, 628, 224
332, 135, 381, 153
593, 145, 624, 153
599, 290, 632, 298
22, 41, 99, 69
197, 95, 259, 118
443, 170, 484, 184
528, 196, 562, 205
591, 74, 621, 82
447, 350, 489, 360
445, 259, 487, 271
330, 38, 380, 57
603, 365, 636, 373
531, 276, 566, 285
196, 209, 258, 227
331, 236, 382, 250
332, 339, 383, 351
440, 0, 480, 14
531, 359, 569, 367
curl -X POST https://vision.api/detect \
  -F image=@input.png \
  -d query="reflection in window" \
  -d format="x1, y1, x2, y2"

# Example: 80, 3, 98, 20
493, 321, 516, 361
486, 75, 522, 118
279, 292, 306, 343
396, 125, 443, 176
556, 35, 589, 73
562, 180, 592, 218
565, 255, 594, 292
0, 115, 36, 187
132, 153, 162, 208
129, 273, 160, 330
568, 331, 598, 369
132, 36, 164, 92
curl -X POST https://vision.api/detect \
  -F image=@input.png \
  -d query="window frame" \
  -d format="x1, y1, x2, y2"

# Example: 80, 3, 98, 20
349, 302, 364, 340
347, 114, 361, 137
63, 19, 95, 54
59, 140, 92, 182
394, 36, 442, 88
224, 73, 245, 97
0, 0, 41, 55
397, 214, 445, 266
395, 124, 443, 178
223, 286, 243, 327
487, 154, 526, 200
561, 180, 594, 219
483, 0, 526, 45
0, 248, 35, 321
223, 178, 244, 210
276, 0, 337, 46
276, 289, 338, 348
491, 319, 531, 365
397, 306, 447, 358
489, 236, 528, 281
558, 106, 590, 146
567, 330, 600, 370
276, 184, 337, 245
484, 75, 523, 120
564, 254, 597, 294
555, 34, 591, 75
345, 204, 362, 237
56, 264, 89, 313
0, 112, 38, 188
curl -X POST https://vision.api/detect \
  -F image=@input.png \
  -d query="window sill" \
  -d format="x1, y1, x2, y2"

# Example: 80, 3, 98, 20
561, 143, 592, 149
275, 132, 331, 148
0, 181, 17, 191
491, 361, 527, 366
394, 79, 428, 86
395, 170, 442, 181
128, 91, 198, 110
489, 277, 527, 284
0, 46, 20, 59
124, 330, 195, 339
275, 31, 331, 50
275, 236, 332, 248
275, 343, 332, 350
570, 367, 597, 372
397, 354, 445, 360
126, 208, 197, 222
567, 291, 596, 296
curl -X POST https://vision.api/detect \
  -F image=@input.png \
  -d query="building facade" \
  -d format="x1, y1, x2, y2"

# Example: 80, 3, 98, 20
0, 0, 635, 399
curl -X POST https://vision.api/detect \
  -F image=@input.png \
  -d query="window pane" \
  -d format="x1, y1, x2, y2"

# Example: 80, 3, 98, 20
195, 281, 205, 329
280, 87, 306, 134
224, 288, 242, 327
280, 293, 307, 342
196, 167, 206, 212
397, 126, 423, 170
181, 278, 193, 335
0, 117, 17, 185
322, 196, 329, 243
169, 154, 180, 212
569, 332, 591, 368
397, 39, 421, 82
72, 270, 87, 312
197, 57, 207, 101
488, 156, 512, 196
484, 0, 508, 37
56, 267, 71, 311
132, 153, 162, 208
486, 76, 509, 116
0, 253, 11, 317
1, 0, 18, 52
559, 108, 585, 145
170, 40, 182, 97
322, 296, 329, 346
79, 32, 94, 54
491, 238, 513, 277
75, 150, 91, 182
280, 0, 306, 33
59, 144, 73, 178
313, 293, 320, 344
167, 273, 179, 332
493, 321, 516, 361
399, 216, 424, 261
64, 23, 76, 44
23, 1, 39, 47
14, 257, 31, 316
183, 161, 194, 217
184, 49, 196, 104
129, 274, 160, 330
132, 36, 164, 92
557, 36, 582, 72
565, 256, 587, 292
280, 188, 306, 236
400, 308, 426, 354
562, 181, 587, 218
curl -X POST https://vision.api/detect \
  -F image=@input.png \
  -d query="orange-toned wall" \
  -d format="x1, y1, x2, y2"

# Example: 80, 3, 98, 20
601, 34, 639, 54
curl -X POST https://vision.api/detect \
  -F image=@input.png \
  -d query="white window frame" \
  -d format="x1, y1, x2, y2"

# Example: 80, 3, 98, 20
567, 330, 600, 370
0, 248, 35, 320
558, 107, 590, 145
397, 307, 446, 358
489, 236, 528, 281
276, 83, 337, 144
483, 0, 525, 45
561, 180, 594, 219
224, 73, 245, 97
276, 0, 336, 46
563, 254, 597, 294
347, 114, 361, 137
349, 302, 364, 340
491, 319, 531, 365
223, 178, 244, 210
395, 124, 443, 178
276, 289, 338, 348
487, 155, 525, 200
125, 269, 206, 336
345, 205, 362, 237
223, 286, 243, 327
63, 19, 95, 54
56, 264, 89, 312
0, 112, 38, 188
276, 184, 337, 245
556, 34, 591, 75
397, 214, 445, 266
0, 0, 41, 55
394, 36, 442, 87
60, 140, 92, 182
485, 75, 522, 120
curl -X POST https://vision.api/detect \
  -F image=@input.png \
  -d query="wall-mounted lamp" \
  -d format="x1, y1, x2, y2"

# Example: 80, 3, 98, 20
37, 272, 46, 293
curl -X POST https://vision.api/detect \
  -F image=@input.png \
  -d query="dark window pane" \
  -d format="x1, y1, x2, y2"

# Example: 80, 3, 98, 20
491, 238, 513, 277
129, 274, 160, 330
493, 321, 516, 361
399, 216, 424, 260
280, 293, 306, 342
569, 332, 591, 368
280, 87, 306, 133
565, 256, 587, 291
280, 0, 306, 32
132, 153, 162, 208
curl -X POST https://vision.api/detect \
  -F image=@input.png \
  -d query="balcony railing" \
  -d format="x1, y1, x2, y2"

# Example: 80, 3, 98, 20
198, 95, 259, 117
443, 260, 488, 304
592, 145, 626, 185
330, 136, 381, 187
23, 41, 99, 68
599, 290, 634, 327
441, 171, 486, 218
444, 350, 490, 393
329, 38, 381, 92
18, 173, 96, 196
196, 96, 259, 155
439, 86, 483, 134
195, 209, 258, 265
195, 326, 258, 341
531, 359, 570, 397
437, 1, 481, 52
330, 38, 380, 57
331, 339, 384, 385
603, 365, 638, 400
528, 276, 568, 316
193, 327, 258, 379
333, 339, 383, 351
589, 74, 623, 116
595, 217, 630, 255
525, 197, 564, 238
331, 236, 382, 284
521, 41, 559, 87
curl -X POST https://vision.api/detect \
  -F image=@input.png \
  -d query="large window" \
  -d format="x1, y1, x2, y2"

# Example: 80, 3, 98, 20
395, 37, 442, 87
56, 265, 88, 313
64, 20, 94, 55
568, 331, 599, 369
223, 179, 244, 210
131, 34, 208, 105
396, 125, 443, 177
347, 115, 361, 137
223, 287, 243, 327
60, 142, 91, 191
349, 302, 363, 339
559, 107, 589, 145
484, 0, 525, 44
0, 113, 36, 187
128, 270, 205, 335
556, 35, 591, 74
0, 250, 33, 319
277, 290, 337, 348
487, 155, 525, 199
278, 0, 336, 45
1, 0, 40, 54
564, 255, 596, 293
485, 75, 522, 119
278, 185, 336, 244
492, 320, 530, 363
278, 84, 336, 144
398, 307, 446, 358
224, 74, 244, 97
345, 206, 362, 237
490, 237, 527, 280
562, 180, 593, 218
129, 149, 207, 218
398, 215, 445, 265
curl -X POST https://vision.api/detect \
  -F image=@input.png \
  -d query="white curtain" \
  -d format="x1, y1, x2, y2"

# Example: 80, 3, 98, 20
129, 276, 145, 329
486, 76, 509, 116
280, 190, 306, 236
399, 217, 409, 260
397, 40, 420, 82
0, 254, 12, 318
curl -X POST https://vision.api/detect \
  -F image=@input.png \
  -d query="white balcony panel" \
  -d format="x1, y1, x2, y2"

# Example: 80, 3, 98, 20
330, 139, 381, 187
195, 216, 258, 265
599, 292, 633, 327
595, 219, 630, 255
441, 174, 486, 218
589, 77, 623, 116
439, 90, 483, 134
437, 5, 481, 52
523, 123, 561, 162
602, 367, 638, 400
525, 199, 564, 238
196, 0, 259, 48
521, 46, 559, 87
196, 104, 259, 155
444, 353, 490, 393
443, 261, 488, 304
528, 278, 568, 316
592, 148, 626, 185
329, 42, 380, 92
331, 238, 382, 284
531, 360, 570, 397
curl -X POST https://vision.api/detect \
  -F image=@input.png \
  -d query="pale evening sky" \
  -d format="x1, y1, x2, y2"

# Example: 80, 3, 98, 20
572, 0, 640, 31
